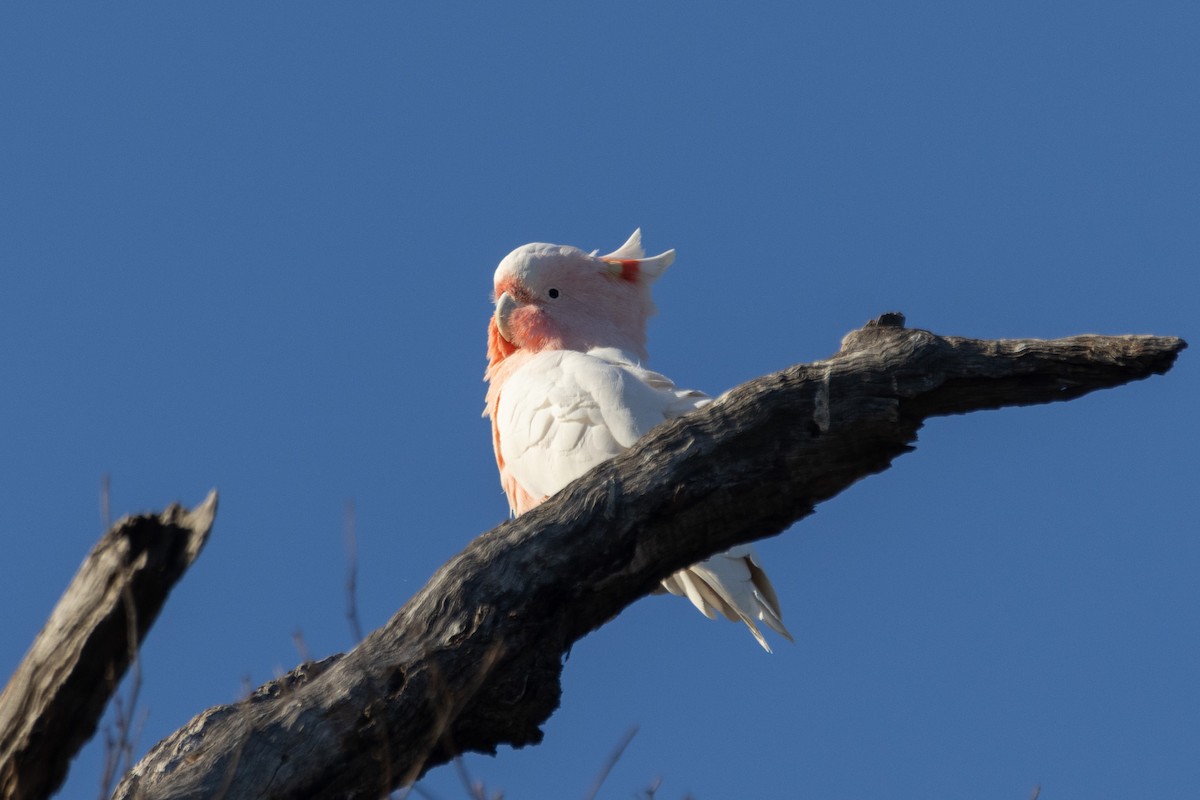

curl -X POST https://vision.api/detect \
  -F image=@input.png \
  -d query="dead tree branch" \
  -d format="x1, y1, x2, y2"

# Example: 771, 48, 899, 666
114, 316, 1184, 800
0, 492, 218, 800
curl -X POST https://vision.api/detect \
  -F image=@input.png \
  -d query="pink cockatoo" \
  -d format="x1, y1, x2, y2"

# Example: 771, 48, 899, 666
483, 229, 792, 651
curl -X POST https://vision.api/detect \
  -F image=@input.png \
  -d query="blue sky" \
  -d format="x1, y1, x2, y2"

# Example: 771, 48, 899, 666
1, 3, 1196, 798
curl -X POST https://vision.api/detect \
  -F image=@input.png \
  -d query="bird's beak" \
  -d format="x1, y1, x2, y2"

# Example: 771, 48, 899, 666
494, 291, 518, 345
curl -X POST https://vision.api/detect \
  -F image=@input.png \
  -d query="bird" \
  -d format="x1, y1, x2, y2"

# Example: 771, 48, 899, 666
483, 229, 792, 651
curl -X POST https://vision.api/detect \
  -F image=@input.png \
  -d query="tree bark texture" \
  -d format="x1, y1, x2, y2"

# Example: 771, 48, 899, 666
114, 317, 1184, 800
0, 492, 217, 800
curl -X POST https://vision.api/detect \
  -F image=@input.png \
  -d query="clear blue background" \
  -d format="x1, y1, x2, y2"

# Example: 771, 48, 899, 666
2, 3, 1196, 799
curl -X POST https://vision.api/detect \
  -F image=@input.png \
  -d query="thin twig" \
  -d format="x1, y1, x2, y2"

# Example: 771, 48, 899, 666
345, 499, 364, 643
292, 630, 310, 663
397, 783, 445, 800
583, 725, 638, 800
98, 579, 144, 798
100, 474, 111, 531
96, 477, 146, 800
453, 756, 497, 800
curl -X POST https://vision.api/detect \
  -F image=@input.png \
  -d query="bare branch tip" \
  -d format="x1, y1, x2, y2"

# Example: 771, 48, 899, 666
866, 311, 906, 329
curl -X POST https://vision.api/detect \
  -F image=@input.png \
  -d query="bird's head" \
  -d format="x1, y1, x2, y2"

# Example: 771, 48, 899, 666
487, 229, 675, 368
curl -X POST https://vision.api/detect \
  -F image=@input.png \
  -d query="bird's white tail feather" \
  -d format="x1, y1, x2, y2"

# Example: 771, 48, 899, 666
659, 546, 793, 653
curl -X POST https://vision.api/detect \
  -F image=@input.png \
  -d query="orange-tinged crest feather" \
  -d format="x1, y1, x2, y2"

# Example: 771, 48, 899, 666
603, 259, 642, 282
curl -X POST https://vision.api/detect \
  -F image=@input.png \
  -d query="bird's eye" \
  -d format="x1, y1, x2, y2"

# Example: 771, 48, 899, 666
547, 288, 560, 299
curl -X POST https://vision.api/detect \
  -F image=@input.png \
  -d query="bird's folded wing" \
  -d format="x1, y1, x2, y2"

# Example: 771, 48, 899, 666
495, 349, 707, 500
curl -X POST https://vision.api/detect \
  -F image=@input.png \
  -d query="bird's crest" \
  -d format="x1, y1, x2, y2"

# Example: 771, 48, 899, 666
594, 229, 675, 284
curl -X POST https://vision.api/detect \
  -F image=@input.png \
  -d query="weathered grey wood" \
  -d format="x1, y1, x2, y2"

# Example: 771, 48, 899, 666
0, 492, 218, 800
114, 317, 1184, 800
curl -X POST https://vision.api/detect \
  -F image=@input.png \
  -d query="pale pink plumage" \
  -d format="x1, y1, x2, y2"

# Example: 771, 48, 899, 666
483, 230, 792, 651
